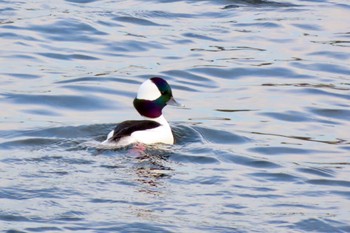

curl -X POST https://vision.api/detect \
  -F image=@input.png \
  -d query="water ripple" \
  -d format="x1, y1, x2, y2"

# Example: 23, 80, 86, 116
290, 218, 350, 233
113, 16, 166, 26
308, 107, 350, 122
1, 0, 350, 232
29, 19, 107, 42
190, 66, 312, 79
249, 146, 325, 155
3, 93, 115, 111
38, 52, 99, 60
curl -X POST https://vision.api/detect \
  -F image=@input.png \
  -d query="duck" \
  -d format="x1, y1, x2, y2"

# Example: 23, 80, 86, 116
102, 77, 181, 147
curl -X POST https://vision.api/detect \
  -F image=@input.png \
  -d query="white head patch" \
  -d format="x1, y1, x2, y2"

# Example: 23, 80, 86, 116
136, 79, 161, 100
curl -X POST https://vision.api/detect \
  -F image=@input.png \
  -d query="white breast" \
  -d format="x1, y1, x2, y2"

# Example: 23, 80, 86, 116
131, 125, 173, 145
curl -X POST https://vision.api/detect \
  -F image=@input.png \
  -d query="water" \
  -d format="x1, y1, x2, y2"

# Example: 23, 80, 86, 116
1, 0, 350, 232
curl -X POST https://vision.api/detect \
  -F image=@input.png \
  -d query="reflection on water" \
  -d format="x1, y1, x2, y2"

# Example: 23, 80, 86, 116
1, 0, 350, 232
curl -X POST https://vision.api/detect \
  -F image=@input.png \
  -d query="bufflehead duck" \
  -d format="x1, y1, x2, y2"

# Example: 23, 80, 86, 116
102, 77, 181, 147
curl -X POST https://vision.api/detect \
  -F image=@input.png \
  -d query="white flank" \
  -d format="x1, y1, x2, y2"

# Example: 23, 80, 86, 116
131, 116, 174, 145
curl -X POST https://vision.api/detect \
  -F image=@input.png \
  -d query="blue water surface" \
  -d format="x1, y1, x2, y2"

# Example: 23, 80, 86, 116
1, 0, 350, 232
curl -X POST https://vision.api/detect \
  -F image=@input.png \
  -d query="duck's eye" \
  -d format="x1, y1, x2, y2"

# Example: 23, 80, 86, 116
161, 90, 166, 95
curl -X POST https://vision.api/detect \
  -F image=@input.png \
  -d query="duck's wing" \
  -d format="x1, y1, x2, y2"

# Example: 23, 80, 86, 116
108, 120, 161, 142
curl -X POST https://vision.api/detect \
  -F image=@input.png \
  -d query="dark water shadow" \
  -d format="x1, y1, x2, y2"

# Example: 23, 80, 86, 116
2, 93, 118, 111
113, 16, 167, 26
65, 0, 98, 3
221, 0, 297, 7
288, 218, 350, 233
146, 0, 298, 8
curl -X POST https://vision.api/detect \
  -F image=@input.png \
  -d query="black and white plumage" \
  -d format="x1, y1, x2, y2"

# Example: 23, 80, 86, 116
106, 120, 160, 142
102, 77, 181, 147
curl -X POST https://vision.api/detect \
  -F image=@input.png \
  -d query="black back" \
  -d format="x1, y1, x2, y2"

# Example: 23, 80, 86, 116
109, 120, 161, 142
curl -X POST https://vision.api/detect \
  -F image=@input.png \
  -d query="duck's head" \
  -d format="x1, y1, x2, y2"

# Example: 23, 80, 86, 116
133, 77, 181, 118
